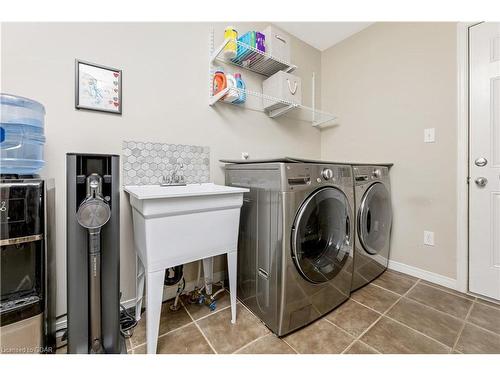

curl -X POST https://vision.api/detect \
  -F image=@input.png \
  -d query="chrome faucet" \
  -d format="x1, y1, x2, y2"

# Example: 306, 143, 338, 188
160, 163, 186, 186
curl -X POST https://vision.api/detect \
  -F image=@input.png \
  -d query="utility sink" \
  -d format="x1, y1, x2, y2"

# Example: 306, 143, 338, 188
125, 182, 248, 199
124, 183, 248, 354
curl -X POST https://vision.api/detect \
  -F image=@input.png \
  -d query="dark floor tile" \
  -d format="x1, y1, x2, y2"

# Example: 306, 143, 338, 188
351, 284, 400, 313
360, 317, 449, 354
132, 344, 146, 354
56, 346, 67, 354
406, 283, 473, 319
237, 334, 295, 354
181, 287, 230, 321
129, 301, 193, 348
197, 304, 268, 354
475, 298, 500, 310
420, 280, 475, 301
467, 302, 500, 335
156, 323, 213, 354
455, 324, 500, 354
344, 341, 378, 354
325, 299, 380, 337
283, 319, 354, 354
386, 297, 462, 347
371, 270, 418, 295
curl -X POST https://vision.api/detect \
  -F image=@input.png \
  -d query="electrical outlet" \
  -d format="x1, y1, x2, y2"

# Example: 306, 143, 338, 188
424, 231, 435, 246
424, 128, 435, 143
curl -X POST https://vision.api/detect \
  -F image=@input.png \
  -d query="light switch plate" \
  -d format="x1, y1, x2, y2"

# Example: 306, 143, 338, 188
424, 231, 435, 246
424, 128, 435, 143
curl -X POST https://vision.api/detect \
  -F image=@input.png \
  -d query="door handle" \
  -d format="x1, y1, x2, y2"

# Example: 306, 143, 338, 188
475, 157, 488, 167
475, 177, 488, 187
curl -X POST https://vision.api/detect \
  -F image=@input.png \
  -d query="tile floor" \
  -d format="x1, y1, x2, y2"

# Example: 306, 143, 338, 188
59, 270, 500, 354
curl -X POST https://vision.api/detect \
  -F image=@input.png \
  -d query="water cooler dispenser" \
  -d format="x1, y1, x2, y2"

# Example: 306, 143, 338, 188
0, 177, 56, 353
0, 94, 55, 354
66, 153, 124, 354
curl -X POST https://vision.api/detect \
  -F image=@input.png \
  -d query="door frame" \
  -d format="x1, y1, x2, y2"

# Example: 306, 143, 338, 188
456, 21, 482, 293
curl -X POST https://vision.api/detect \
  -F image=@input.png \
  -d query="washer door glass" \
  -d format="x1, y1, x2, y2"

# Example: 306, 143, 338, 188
358, 182, 392, 255
292, 187, 352, 283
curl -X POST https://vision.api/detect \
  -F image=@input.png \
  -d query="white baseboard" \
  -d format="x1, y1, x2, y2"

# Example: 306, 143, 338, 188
55, 271, 226, 333
388, 260, 458, 290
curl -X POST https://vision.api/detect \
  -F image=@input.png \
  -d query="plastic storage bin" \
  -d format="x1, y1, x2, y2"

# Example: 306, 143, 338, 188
262, 71, 302, 111
0, 94, 46, 175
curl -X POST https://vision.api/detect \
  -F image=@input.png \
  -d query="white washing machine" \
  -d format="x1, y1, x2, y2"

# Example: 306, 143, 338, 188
351, 165, 393, 291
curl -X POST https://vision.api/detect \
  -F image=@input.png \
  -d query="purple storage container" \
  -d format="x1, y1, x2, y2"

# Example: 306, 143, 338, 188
256, 32, 265, 53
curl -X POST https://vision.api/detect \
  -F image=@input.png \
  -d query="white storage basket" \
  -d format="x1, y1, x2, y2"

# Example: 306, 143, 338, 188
262, 71, 302, 111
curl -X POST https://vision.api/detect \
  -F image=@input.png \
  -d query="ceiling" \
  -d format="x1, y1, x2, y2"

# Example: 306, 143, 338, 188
274, 22, 374, 51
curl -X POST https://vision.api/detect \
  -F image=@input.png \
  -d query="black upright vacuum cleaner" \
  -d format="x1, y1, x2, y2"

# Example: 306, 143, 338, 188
76, 174, 111, 354
66, 153, 124, 354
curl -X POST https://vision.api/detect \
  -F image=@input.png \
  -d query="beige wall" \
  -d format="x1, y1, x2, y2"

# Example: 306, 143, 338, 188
1, 22, 323, 315
1, 21, 462, 317
320, 22, 458, 278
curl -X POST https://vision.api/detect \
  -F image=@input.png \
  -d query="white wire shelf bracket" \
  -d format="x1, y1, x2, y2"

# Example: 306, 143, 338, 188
210, 38, 297, 77
209, 87, 337, 128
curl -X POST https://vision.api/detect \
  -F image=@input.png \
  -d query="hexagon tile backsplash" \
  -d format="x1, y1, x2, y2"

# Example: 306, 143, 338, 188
122, 141, 210, 186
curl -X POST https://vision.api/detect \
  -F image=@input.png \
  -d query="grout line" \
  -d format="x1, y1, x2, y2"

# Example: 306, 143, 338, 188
131, 320, 194, 350
370, 278, 453, 352
180, 298, 218, 354
281, 337, 299, 353
322, 317, 357, 340
400, 288, 500, 337
185, 297, 270, 355
363, 281, 410, 297
351, 286, 500, 344
418, 279, 478, 301
281, 336, 300, 354
232, 333, 271, 354
474, 298, 500, 311
321, 317, 360, 353
130, 298, 230, 350
341, 340, 357, 354
337, 278, 500, 353
130, 279, 500, 355
452, 299, 476, 352
462, 319, 500, 336
373, 279, 459, 352
362, 279, 488, 329
353, 279, 422, 352
341, 339, 381, 354
193, 303, 232, 323
382, 315, 452, 352
401, 291, 473, 322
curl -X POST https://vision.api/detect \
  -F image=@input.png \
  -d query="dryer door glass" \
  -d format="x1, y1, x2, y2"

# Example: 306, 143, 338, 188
292, 187, 352, 283
358, 182, 392, 255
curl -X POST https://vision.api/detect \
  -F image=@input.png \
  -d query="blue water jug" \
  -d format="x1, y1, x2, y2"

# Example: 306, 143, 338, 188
0, 94, 46, 175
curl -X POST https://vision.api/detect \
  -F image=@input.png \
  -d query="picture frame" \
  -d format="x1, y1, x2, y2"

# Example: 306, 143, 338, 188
75, 59, 122, 114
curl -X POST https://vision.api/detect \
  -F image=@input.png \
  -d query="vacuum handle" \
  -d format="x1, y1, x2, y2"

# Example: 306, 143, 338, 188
88, 231, 104, 354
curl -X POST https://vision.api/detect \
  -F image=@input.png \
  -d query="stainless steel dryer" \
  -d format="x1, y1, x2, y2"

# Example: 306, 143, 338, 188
351, 165, 393, 291
225, 162, 354, 336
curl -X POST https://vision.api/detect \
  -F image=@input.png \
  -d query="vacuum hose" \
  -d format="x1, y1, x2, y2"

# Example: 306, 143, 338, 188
76, 174, 111, 354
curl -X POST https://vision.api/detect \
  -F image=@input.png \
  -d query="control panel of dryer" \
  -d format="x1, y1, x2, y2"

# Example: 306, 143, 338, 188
284, 164, 352, 191
353, 166, 389, 185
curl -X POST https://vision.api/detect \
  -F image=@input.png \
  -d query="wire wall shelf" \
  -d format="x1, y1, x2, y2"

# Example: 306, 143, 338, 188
210, 38, 297, 77
209, 87, 337, 128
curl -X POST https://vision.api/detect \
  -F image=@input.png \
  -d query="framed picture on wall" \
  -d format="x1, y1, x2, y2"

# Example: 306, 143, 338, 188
75, 59, 122, 114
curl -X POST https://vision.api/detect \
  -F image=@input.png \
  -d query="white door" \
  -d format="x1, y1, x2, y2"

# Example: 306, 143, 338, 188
469, 22, 500, 300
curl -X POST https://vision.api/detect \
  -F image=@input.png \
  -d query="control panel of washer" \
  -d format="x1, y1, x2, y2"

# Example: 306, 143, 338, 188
321, 168, 334, 180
